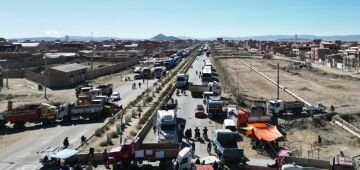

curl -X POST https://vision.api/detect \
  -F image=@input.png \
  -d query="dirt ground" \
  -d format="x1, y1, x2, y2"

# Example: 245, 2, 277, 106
215, 56, 360, 160
0, 64, 138, 150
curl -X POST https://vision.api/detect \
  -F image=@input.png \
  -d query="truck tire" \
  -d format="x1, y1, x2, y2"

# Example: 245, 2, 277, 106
0, 121, 5, 129
42, 119, 49, 126
14, 122, 25, 129
63, 115, 71, 122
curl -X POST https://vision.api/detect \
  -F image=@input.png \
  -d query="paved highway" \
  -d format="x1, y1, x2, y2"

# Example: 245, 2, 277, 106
0, 77, 157, 170
144, 52, 275, 169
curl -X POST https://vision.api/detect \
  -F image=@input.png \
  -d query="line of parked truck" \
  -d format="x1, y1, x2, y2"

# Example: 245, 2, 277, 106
0, 83, 122, 129
134, 47, 194, 80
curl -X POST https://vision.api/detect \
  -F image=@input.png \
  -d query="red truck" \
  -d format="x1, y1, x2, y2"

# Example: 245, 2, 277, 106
108, 137, 180, 166
237, 104, 273, 128
0, 103, 59, 128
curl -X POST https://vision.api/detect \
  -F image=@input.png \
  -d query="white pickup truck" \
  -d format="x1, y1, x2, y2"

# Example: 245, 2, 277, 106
303, 102, 326, 114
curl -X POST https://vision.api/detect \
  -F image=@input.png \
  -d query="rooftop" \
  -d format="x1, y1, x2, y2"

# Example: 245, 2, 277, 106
50, 63, 88, 73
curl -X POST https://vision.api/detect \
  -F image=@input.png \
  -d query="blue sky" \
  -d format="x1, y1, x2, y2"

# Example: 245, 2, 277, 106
1, 0, 359, 38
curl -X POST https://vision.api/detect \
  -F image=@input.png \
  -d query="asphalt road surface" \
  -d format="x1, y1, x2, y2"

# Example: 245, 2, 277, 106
143, 52, 275, 169
0, 78, 157, 170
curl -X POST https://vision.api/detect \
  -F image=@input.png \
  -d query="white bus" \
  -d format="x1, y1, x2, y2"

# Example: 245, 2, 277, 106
205, 59, 212, 68
202, 65, 212, 82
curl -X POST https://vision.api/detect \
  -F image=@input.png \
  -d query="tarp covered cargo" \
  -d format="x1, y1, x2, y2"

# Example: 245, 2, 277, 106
253, 126, 283, 142
50, 149, 79, 159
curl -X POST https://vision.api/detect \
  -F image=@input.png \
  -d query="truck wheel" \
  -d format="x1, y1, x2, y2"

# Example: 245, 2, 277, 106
63, 115, 71, 122
42, 119, 49, 126
0, 121, 5, 129
14, 122, 25, 129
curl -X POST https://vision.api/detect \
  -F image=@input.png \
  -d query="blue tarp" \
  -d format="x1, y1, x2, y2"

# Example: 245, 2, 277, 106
50, 149, 79, 159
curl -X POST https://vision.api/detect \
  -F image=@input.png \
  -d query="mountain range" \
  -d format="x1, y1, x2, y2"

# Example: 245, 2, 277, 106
8, 34, 360, 42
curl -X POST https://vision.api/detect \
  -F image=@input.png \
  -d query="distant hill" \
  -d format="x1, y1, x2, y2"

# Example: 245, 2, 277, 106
150, 34, 180, 41
12, 36, 124, 42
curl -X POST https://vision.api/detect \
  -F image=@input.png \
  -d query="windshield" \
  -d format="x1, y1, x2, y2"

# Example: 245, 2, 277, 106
226, 126, 236, 132
161, 124, 176, 131
177, 77, 185, 81
209, 103, 222, 108
202, 73, 211, 77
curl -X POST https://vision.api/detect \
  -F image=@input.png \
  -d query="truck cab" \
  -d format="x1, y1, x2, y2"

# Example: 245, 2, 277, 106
223, 119, 236, 132
155, 66, 166, 78
208, 82, 221, 95
173, 147, 221, 170
266, 99, 284, 115
157, 109, 178, 143
207, 96, 224, 119
203, 91, 214, 104
176, 74, 189, 89
134, 67, 143, 79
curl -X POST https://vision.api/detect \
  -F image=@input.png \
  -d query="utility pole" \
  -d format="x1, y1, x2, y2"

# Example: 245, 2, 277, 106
277, 62, 280, 100
91, 45, 95, 80
6, 66, 9, 89
44, 55, 48, 99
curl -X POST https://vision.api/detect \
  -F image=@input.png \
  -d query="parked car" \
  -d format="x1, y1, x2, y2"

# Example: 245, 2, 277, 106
110, 92, 121, 101
195, 104, 206, 118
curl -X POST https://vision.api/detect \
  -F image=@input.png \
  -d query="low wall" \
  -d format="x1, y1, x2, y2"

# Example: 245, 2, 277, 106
6, 69, 24, 78
283, 156, 329, 169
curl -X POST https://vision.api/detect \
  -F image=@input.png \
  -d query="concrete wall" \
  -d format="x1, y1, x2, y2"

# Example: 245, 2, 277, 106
24, 70, 44, 84
85, 57, 139, 80
6, 69, 24, 78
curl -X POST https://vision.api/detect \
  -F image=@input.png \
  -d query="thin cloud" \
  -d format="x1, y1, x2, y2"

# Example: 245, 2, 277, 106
44, 30, 61, 35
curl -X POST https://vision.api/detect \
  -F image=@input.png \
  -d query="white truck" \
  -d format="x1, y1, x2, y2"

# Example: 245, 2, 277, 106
207, 96, 224, 119
303, 102, 326, 114
155, 66, 166, 78
189, 81, 221, 97
173, 147, 221, 170
58, 99, 105, 121
176, 74, 189, 89
134, 67, 143, 79
156, 109, 178, 143
266, 99, 304, 115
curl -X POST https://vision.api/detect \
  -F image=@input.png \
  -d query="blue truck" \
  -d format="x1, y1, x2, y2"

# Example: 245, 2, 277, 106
212, 129, 244, 163
164, 58, 177, 70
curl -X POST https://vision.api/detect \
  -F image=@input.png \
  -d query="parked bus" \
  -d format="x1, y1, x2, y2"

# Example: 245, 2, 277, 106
202, 66, 212, 82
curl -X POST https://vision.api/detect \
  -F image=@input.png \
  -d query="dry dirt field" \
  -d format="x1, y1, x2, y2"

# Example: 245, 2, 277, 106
215, 56, 360, 160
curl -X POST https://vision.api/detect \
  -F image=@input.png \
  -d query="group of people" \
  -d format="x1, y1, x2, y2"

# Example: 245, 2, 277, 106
184, 127, 208, 142
195, 157, 220, 169
63, 136, 87, 149
132, 82, 141, 89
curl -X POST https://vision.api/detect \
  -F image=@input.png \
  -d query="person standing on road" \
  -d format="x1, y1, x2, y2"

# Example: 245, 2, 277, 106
191, 141, 196, 154
63, 137, 69, 148
103, 149, 109, 169
81, 135, 87, 145
138, 82, 141, 88
207, 142, 212, 154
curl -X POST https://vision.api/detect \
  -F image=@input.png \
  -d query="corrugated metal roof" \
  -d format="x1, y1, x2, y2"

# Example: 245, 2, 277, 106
51, 63, 87, 73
